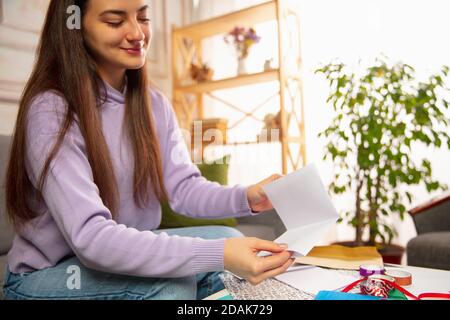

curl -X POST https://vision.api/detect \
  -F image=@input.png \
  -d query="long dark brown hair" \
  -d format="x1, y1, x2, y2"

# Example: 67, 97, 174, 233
5, 0, 167, 229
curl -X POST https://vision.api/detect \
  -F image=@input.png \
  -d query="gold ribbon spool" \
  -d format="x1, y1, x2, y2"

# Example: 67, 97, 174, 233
385, 269, 413, 286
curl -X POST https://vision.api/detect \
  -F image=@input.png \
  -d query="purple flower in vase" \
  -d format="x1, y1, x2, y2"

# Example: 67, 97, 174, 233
224, 26, 261, 59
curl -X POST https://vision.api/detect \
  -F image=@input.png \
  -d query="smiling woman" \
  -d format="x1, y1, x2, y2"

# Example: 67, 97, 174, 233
2, 0, 293, 300
82, 1, 152, 91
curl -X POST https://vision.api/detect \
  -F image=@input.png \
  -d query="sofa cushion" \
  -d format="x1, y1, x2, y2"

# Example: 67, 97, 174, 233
0, 135, 15, 255
0, 213, 14, 256
407, 232, 450, 270
159, 155, 237, 228
412, 197, 450, 234
0, 254, 7, 299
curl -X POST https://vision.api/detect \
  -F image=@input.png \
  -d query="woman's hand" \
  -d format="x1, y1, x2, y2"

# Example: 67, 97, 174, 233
247, 174, 282, 213
224, 237, 294, 285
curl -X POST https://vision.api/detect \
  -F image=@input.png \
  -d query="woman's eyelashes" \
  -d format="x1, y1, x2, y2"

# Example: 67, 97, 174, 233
107, 21, 124, 28
106, 18, 151, 29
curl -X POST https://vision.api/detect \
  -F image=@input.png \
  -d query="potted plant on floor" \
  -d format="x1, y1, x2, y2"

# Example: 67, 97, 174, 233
316, 56, 450, 263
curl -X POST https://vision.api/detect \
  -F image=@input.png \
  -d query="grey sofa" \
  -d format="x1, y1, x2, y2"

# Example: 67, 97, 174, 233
406, 193, 450, 270
0, 135, 15, 299
0, 134, 285, 299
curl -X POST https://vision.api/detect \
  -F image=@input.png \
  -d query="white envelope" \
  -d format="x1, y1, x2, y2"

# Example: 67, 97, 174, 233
262, 163, 339, 256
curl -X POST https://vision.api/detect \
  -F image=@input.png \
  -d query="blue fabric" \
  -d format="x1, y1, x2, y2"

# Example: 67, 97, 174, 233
3, 226, 243, 300
315, 291, 382, 300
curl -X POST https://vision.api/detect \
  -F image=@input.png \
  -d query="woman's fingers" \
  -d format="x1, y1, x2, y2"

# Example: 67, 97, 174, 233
249, 257, 295, 285
257, 251, 293, 272
252, 238, 288, 253
260, 257, 295, 281
224, 237, 294, 285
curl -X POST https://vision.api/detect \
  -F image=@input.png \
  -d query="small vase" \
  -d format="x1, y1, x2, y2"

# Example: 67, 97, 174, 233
237, 57, 248, 75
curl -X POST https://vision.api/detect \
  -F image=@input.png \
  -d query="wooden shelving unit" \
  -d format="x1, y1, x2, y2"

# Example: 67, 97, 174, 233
171, 0, 307, 174
176, 70, 279, 94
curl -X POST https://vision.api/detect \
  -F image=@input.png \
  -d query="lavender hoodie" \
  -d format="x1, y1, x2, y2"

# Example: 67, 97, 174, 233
7, 81, 253, 278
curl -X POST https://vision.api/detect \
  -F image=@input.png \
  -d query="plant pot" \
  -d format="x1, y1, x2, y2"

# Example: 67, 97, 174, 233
377, 243, 405, 265
333, 241, 405, 265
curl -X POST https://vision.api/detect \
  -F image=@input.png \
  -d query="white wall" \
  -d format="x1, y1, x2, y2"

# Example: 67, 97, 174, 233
149, 0, 185, 98
295, 0, 450, 247
0, 0, 48, 135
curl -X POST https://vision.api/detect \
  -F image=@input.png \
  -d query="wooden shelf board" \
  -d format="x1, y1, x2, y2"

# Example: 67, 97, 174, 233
201, 140, 281, 147
175, 70, 279, 94
173, 1, 277, 39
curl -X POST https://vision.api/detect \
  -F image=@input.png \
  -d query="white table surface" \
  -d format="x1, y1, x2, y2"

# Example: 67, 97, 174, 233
206, 264, 450, 300
383, 264, 450, 296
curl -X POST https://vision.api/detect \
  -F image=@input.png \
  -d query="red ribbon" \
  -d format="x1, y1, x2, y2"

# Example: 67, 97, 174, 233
341, 277, 450, 300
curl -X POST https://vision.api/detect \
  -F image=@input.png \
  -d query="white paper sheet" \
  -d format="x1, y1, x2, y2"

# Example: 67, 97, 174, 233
262, 163, 339, 256
275, 265, 358, 295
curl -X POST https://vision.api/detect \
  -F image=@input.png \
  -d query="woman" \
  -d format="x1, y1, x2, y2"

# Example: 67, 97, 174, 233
3, 0, 294, 300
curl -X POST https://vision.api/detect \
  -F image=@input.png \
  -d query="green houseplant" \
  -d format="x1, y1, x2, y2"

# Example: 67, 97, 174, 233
316, 57, 450, 257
